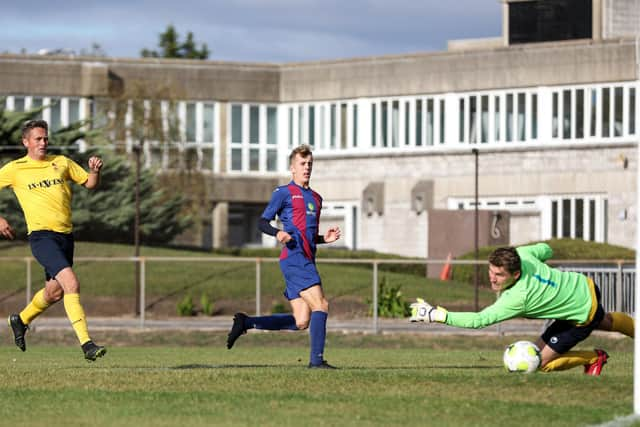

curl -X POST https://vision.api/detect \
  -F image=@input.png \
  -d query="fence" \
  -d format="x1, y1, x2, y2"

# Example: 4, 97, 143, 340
2, 256, 635, 332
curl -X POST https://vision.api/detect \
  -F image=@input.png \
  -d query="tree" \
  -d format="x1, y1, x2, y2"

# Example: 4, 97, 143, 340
0, 99, 192, 243
141, 25, 210, 60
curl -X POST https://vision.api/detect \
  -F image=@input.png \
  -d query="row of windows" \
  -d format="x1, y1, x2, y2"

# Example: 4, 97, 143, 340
4, 81, 638, 173
6, 96, 85, 132
448, 195, 608, 243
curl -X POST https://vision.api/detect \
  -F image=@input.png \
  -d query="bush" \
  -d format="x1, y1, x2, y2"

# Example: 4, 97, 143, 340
177, 294, 194, 316
200, 293, 214, 316
367, 276, 410, 318
271, 301, 289, 314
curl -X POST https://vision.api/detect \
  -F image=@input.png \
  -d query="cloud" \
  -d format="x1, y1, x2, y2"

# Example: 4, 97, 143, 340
0, 0, 501, 61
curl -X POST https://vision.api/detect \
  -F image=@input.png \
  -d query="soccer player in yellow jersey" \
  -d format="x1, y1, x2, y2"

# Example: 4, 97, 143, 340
0, 119, 106, 361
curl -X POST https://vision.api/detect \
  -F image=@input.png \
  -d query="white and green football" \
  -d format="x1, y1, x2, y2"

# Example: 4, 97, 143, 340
503, 340, 541, 374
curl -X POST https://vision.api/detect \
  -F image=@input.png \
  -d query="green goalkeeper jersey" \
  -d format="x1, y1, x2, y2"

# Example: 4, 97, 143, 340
445, 243, 593, 329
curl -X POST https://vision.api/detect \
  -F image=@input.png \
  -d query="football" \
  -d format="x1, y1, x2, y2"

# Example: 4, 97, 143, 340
503, 340, 541, 374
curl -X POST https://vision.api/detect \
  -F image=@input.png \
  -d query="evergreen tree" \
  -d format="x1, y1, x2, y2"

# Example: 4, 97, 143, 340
0, 99, 192, 243
141, 25, 210, 59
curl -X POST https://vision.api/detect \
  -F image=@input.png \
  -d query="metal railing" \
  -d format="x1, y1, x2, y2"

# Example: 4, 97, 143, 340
1, 256, 635, 332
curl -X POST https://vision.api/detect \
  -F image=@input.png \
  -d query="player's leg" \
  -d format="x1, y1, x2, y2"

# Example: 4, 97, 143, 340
597, 312, 634, 338
8, 278, 63, 352
299, 284, 334, 369
226, 307, 300, 349
55, 267, 106, 361
537, 313, 607, 375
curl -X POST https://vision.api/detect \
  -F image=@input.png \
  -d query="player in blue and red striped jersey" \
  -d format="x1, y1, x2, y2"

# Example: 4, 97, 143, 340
226, 144, 341, 369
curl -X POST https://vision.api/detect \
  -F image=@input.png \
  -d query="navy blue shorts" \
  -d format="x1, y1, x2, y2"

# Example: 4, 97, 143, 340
540, 284, 605, 354
29, 231, 74, 281
280, 253, 321, 300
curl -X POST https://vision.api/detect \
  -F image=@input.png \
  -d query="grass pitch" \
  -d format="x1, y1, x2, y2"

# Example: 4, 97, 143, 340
0, 330, 634, 427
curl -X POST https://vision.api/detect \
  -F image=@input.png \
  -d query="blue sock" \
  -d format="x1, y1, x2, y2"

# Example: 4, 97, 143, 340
309, 311, 328, 365
245, 314, 298, 331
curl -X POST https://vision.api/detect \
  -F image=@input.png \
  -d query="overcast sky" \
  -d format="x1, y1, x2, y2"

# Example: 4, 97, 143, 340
1, 0, 502, 63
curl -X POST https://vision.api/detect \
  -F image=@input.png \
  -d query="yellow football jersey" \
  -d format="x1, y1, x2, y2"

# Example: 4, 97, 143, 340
0, 154, 88, 234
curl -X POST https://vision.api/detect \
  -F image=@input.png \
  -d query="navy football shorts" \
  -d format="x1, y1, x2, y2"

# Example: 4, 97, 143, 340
280, 252, 322, 300
29, 230, 74, 281
540, 284, 605, 354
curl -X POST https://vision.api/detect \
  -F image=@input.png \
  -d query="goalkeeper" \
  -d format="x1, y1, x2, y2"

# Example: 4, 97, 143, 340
410, 243, 634, 375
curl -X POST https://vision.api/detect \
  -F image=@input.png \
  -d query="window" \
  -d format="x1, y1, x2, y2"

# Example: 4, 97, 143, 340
481, 95, 488, 143
614, 87, 623, 137
562, 90, 571, 139
352, 104, 358, 147
517, 93, 526, 141
186, 103, 196, 142
203, 103, 215, 142
575, 89, 584, 139
341, 103, 347, 149
308, 106, 315, 147
630, 88, 636, 135
371, 104, 377, 147
230, 103, 279, 173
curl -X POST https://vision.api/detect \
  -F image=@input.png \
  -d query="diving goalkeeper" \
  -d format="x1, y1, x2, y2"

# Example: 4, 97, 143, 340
410, 243, 634, 375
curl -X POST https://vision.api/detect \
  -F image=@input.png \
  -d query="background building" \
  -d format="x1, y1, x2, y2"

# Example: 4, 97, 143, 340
0, 0, 638, 257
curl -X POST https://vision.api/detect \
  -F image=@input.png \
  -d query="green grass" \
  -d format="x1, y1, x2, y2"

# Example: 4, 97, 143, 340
0, 331, 634, 427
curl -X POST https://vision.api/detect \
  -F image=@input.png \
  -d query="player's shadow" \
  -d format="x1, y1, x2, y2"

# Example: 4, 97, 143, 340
170, 363, 285, 369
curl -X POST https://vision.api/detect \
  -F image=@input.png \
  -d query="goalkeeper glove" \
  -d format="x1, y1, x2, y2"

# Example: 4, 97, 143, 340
410, 298, 448, 323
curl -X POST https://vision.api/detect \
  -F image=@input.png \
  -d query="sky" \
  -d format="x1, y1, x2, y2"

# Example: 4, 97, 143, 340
1, 0, 502, 63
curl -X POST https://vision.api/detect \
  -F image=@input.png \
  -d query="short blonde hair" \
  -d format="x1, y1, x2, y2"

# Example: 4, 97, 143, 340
289, 144, 313, 165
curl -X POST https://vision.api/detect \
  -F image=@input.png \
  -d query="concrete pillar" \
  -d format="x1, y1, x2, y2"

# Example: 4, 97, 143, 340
212, 201, 229, 249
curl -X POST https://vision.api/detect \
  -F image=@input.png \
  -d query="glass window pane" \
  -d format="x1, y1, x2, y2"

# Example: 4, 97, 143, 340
381, 101, 388, 147
602, 88, 610, 137
469, 96, 477, 144
590, 89, 597, 137
517, 93, 526, 141
481, 95, 488, 143
50, 98, 62, 132
267, 106, 277, 145
426, 99, 434, 146
352, 104, 358, 148
562, 199, 571, 238
551, 200, 558, 237
589, 199, 596, 241
249, 148, 259, 171
32, 97, 43, 119
459, 98, 465, 143
391, 101, 399, 147
415, 99, 423, 146
439, 99, 445, 144
552, 92, 558, 138
69, 99, 80, 124
250, 105, 259, 144
308, 106, 315, 147
288, 107, 294, 148
494, 96, 501, 141
531, 94, 537, 139
14, 96, 25, 112
576, 89, 584, 139
575, 199, 583, 239
330, 104, 336, 148
614, 87, 623, 137
231, 148, 242, 170
371, 104, 377, 147
506, 94, 513, 142
231, 105, 242, 143
562, 90, 571, 139
298, 106, 304, 144
186, 102, 196, 142
630, 88, 636, 135
341, 103, 348, 149
203, 103, 214, 142
404, 101, 410, 146
267, 149, 277, 171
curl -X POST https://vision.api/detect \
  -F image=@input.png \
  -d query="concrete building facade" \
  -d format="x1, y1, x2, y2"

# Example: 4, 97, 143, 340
0, 0, 638, 257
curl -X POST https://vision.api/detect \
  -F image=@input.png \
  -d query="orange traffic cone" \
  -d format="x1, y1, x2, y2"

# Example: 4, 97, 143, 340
439, 252, 452, 281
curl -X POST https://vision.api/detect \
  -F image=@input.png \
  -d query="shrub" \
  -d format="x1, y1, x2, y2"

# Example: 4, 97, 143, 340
271, 301, 289, 314
367, 276, 410, 318
177, 294, 194, 316
200, 293, 214, 316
